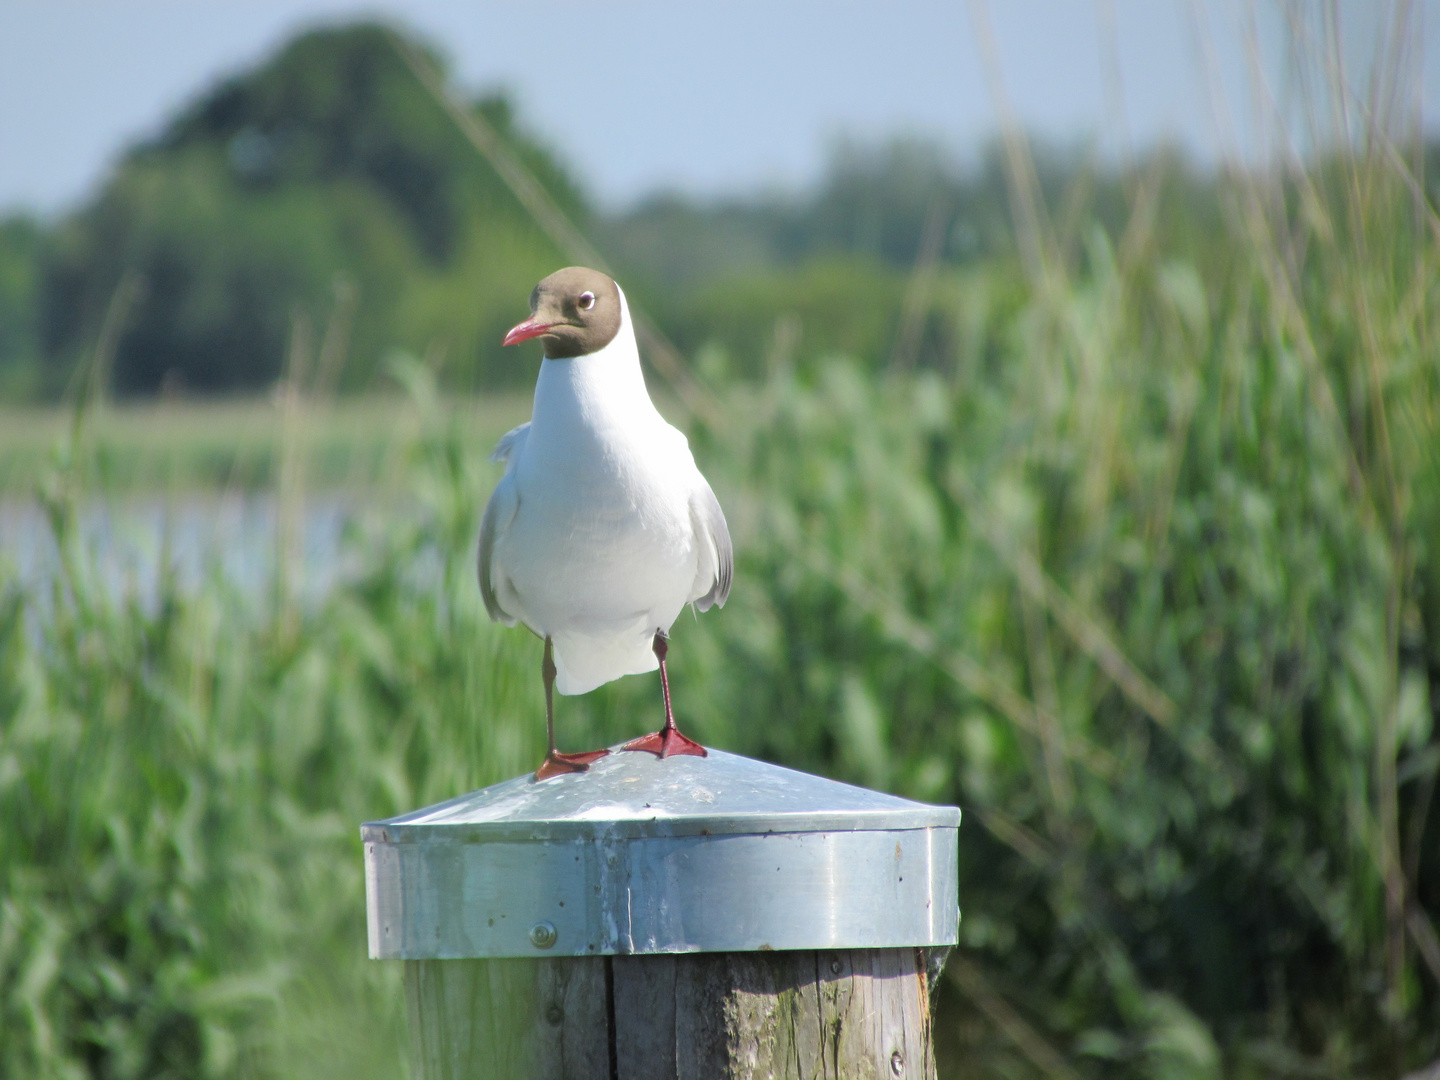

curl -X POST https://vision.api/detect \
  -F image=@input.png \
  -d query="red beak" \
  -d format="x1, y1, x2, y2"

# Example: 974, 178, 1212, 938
502, 317, 556, 347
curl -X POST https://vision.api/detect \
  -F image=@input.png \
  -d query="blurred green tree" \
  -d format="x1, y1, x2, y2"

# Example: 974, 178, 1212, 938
0, 214, 43, 398
38, 23, 584, 398
602, 137, 1222, 379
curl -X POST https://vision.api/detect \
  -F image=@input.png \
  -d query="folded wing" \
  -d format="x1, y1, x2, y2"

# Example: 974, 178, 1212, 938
478, 423, 530, 624
689, 480, 732, 612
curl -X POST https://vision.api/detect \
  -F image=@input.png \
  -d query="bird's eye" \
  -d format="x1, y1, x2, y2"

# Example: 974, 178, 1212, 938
578, 291, 596, 311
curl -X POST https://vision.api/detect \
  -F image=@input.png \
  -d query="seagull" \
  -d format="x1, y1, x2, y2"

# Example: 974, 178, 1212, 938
478, 267, 732, 781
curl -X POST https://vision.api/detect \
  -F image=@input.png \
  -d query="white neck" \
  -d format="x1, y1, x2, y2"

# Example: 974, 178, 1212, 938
529, 286, 661, 437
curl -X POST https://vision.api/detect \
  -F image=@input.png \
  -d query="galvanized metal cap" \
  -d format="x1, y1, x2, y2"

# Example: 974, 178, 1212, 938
363, 747, 960, 959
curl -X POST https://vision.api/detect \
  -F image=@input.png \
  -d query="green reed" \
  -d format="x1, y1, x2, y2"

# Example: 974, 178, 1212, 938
3, 81, 1440, 1080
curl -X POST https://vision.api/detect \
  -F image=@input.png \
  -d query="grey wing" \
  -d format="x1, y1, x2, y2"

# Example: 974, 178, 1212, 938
478, 474, 520, 623
689, 480, 733, 611
489, 421, 530, 464
479, 425, 528, 624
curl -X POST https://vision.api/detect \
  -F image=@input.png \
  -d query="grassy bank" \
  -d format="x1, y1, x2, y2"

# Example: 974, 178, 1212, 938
0, 392, 532, 496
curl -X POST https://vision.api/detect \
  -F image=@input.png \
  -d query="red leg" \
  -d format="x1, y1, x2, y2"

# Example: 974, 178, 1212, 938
621, 632, 707, 759
535, 636, 610, 780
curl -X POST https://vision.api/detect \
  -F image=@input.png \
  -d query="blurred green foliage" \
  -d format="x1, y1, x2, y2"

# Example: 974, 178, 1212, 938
33, 24, 581, 398
6, 134, 1440, 1076
0, 215, 43, 399
0, 392, 542, 1077
0, 22, 1230, 407
602, 139, 1225, 376
3, 14, 1440, 1080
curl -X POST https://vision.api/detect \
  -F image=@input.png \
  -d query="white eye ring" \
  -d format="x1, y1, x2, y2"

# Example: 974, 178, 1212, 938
578, 291, 596, 311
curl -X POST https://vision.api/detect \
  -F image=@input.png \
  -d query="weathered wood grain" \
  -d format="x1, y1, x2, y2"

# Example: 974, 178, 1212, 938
405, 949, 938, 1080
405, 956, 611, 1079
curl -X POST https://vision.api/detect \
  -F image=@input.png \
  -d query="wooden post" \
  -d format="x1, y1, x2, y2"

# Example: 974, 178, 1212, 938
406, 950, 936, 1079
365, 750, 959, 1080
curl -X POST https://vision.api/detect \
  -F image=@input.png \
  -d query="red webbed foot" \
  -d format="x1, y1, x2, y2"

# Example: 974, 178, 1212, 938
534, 747, 610, 781
620, 727, 707, 759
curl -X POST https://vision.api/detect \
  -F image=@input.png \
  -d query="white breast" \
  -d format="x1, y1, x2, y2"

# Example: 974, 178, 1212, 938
484, 293, 714, 694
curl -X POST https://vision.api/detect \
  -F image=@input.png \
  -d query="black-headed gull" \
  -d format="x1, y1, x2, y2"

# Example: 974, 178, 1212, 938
479, 267, 732, 780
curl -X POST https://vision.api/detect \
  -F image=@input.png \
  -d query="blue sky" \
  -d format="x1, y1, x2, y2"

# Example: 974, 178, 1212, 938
1, 0, 1434, 216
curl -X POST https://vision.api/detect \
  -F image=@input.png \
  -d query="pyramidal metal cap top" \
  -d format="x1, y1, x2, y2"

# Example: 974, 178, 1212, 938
364, 747, 960, 844
363, 747, 961, 959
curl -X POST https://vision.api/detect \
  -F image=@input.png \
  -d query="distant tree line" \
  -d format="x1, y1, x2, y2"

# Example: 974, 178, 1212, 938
0, 24, 584, 400
1, 21, 1437, 402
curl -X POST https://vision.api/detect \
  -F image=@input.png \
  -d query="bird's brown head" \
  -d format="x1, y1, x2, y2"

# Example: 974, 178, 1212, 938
502, 267, 622, 359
